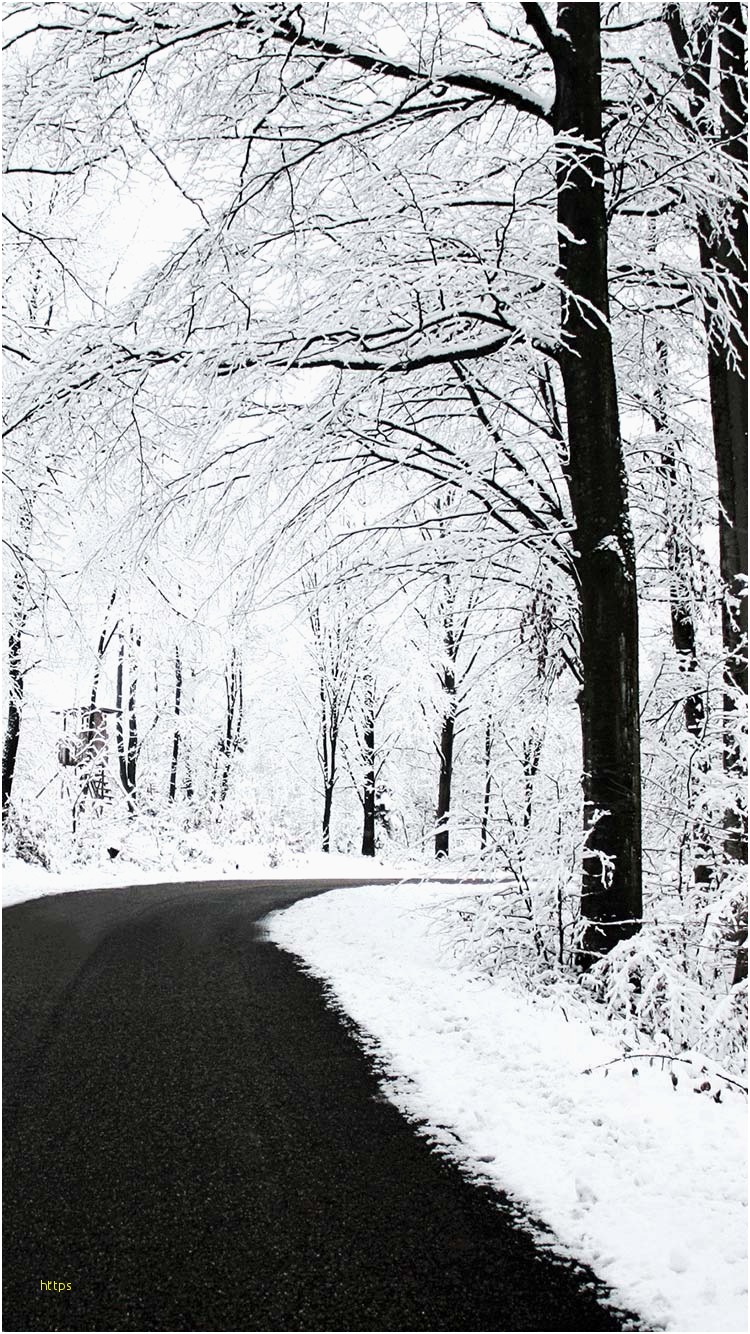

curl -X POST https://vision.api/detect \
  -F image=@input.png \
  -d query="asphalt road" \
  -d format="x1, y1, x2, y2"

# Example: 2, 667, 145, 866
3, 879, 635, 1332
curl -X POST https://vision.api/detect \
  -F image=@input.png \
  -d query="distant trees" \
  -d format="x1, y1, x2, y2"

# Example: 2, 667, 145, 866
427, 571, 482, 859
115, 629, 139, 810
304, 570, 360, 852
214, 648, 244, 809
168, 648, 182, 803
2, 1, 746, 969
349, 668, 394, 858
666, 2, 747, 836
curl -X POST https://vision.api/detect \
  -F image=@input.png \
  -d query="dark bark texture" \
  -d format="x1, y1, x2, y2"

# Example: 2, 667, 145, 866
435, 656, 456, 859
168, 648, 182, 803
551, 3, 643, 959
116, 631, 138, 811
666, 4, 748, 768
2, 614, 24, 817
2, 506, 32, 817
216, 649, 243, 807
480, 718, 492, 851
361, 680, 376, 857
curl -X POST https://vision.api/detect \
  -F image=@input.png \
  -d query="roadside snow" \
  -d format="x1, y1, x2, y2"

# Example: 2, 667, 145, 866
265, 881, 748, 1334
1, 850, 418, 908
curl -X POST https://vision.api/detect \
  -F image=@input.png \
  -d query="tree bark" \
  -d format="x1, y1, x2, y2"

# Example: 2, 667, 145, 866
2, 607, 24, 816
480, 717, 492, 851
435, 662, 456, 858
666, 2, 748, 822
322, 775, 335, 854
88, 590, 118, 716
168, 647, 182, 802
551, 4, 643, 961
361, 678, 376, 857
650, 339, 705, 736
702, 8, 748, 879
116, 632, 137, 811
217, 649, 243, 807
3, 504, 32, 817
709, 5, 748, 716
522, 730, 543, 831
127, 632, 139, 795
318, 667, 338, 851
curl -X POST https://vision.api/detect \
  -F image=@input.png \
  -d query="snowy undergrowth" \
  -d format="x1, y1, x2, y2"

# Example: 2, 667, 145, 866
2, 802, 429, 908
265, 881, 748, 1334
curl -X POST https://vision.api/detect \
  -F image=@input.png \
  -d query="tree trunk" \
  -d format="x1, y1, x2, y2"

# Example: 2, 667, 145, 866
2, 609, 24, 816
322, 776, 335, 853
666, 2, 748, 856
3, 503, 33, 817
217, 649, 243, 807
708, 5, 748, 712
127, 632, 139, 795
702, 7, 748, 876
480, 717, 492, 851
116, 633, 137, 811
522, 730, 543, 831
318, 666, 338, 851
361, 680, 376, 857
168, 647, 182, 802
435, 664, 455, 858
552, 4, 643, 961
650, 340, 706, 735
88, 590, 118, 716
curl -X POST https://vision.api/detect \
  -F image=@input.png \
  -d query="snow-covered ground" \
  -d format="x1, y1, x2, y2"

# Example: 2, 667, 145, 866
265, 881, 748, 1334
1, 849, 419, 908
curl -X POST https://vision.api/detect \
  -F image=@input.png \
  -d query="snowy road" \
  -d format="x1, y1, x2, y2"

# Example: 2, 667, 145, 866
4, 880, 633, 1332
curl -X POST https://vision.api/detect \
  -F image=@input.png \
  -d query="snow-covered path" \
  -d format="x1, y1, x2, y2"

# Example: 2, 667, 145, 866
267, 881, 748, 1334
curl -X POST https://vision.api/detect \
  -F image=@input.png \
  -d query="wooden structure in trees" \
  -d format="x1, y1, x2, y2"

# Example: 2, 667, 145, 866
57, 706, 121, 822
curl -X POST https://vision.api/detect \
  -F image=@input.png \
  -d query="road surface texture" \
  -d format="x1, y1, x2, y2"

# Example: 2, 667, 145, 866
4, 880, 636, 1332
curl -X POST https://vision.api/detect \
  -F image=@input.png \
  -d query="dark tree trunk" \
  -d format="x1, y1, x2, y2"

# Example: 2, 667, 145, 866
89, 590, 118, 716
3, 504, 32, 817
361, 680, 376, 857
318, 662, 338, 852
322, 775, 335, 854
217, 649, 243, 807
551, 4, 643, 961
480, 717, 492, 851
733, 910, 748, 985
127, 632, 139, 795
522, 731, 543, 831
708, 5, 748, 718
702, 7, 748, 878
116, 637, 128, 798
666, 3, 748, 862
2, 613, 24, 817
435, 664, 455, 858
168, 647, 182, 802
116, 632, 137, 811
652, 342, 706, 736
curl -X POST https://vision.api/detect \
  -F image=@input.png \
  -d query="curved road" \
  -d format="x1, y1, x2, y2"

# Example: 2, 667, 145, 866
4, 880, 633, 1332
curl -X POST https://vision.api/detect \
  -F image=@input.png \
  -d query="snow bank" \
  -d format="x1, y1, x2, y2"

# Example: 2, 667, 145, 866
1, 850, 417, 908
265, 882, 748, 1333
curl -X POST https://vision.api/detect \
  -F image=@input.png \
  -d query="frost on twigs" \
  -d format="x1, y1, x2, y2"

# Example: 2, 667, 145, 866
2, 803, 51, 871
583, 928, 747, 1077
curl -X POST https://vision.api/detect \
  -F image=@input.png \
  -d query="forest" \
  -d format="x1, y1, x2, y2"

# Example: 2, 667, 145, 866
2, 2, 747, 1069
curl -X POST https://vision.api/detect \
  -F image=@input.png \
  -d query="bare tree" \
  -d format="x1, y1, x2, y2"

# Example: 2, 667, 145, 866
214, 648, 243, 808
168, 647, 182, 803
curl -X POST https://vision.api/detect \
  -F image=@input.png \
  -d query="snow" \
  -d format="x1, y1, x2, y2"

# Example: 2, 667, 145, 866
1, 850, 419, 908
265, 881, 748, 1334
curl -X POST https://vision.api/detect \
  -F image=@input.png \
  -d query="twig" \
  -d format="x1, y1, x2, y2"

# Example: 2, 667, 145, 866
582, 1053, 747, 1094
